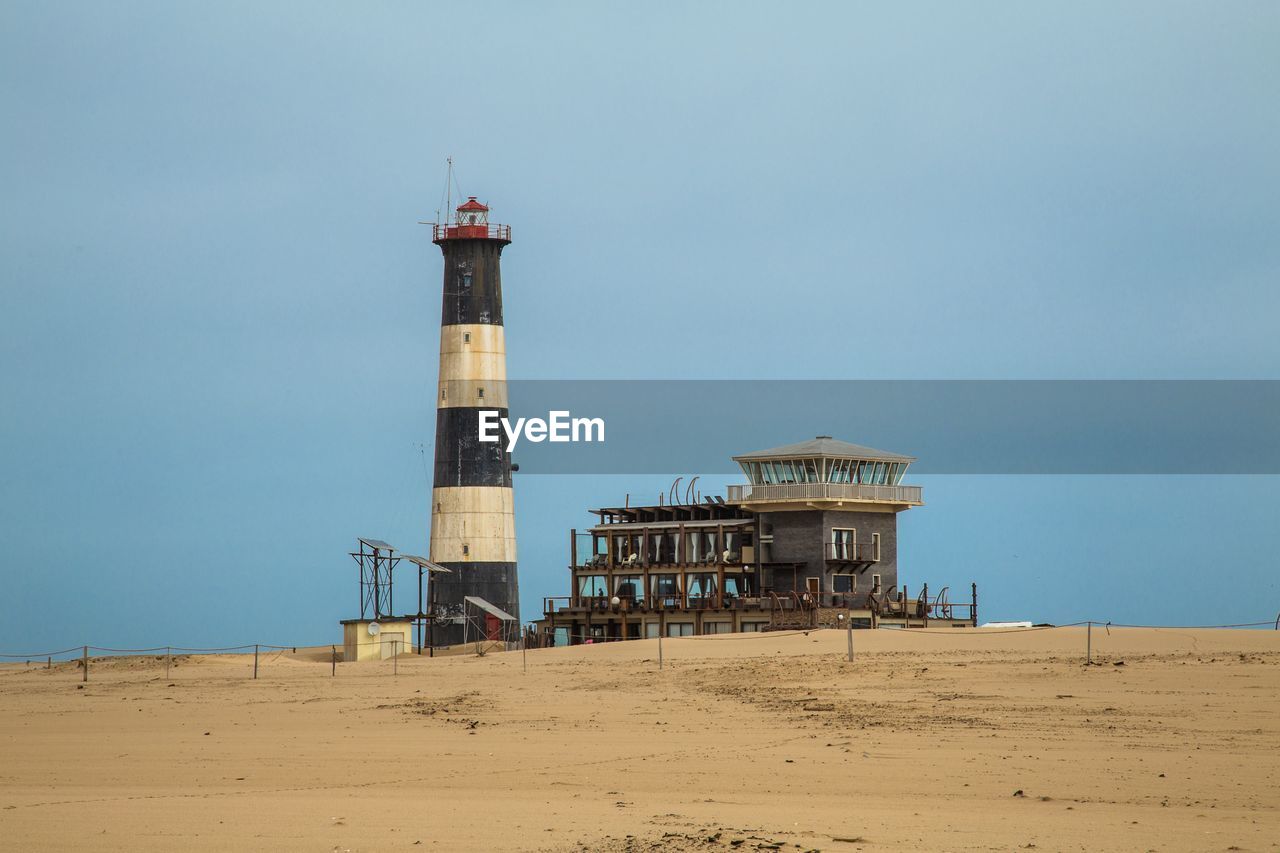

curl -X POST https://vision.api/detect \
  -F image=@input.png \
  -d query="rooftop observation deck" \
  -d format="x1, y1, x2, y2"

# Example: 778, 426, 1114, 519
726, 482, 923, 506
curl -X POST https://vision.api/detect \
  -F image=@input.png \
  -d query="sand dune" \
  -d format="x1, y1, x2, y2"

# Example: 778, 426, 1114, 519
1, 627, 1278, 851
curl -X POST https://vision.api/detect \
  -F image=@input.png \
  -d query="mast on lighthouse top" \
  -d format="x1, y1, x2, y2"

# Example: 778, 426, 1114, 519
433, 197, 512, 244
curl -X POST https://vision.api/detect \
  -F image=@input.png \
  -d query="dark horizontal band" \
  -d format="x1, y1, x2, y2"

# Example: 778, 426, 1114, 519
429, 561, 521, 622
434, 407, 513, 487
438, 239, 505, 327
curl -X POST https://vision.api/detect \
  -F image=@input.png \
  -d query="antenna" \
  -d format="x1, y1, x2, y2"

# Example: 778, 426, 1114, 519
445, 156, 453, 223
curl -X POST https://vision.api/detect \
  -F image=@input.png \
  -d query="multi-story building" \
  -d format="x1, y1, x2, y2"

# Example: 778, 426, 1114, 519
536, 436, 976, 644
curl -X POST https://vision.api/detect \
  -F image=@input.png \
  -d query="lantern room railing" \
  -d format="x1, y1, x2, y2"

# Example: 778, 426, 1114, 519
432, 223, 512, 242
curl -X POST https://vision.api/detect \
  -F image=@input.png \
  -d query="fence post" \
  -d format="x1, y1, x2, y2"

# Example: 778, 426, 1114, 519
165, 646, 171, 679
253, 644, 259, 679
522, 638, 527, 674
82, 645, 88, 683
46, 656, 51, 670
331, 645, 337, 676
847, 613, 854, 663
393, 640, 398, 676
658, 631, 664, 670
1086, 621, 1092, 665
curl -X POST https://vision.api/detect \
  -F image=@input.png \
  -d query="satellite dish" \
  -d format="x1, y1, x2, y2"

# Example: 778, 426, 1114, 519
367, 621, 381, 636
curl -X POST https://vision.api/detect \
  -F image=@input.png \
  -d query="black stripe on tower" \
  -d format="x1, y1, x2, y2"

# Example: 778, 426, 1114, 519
434, 407, 513, 488
431, 561, 520, 616
440, 239, 505, 327
429, 560, 520, 646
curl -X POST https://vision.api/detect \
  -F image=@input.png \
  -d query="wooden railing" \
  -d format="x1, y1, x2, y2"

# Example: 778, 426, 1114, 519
542, 596, 571, 614
726, 482, 923, 504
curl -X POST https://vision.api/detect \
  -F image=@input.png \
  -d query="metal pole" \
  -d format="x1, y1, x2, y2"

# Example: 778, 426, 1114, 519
847, 614, 854, 663
165, 646, 171, 679
1086, 620, 1092, 665
393, 640, 399, 676
253, 644, 259, 679
82, 645, 88, 683
522, 637, 527, 674
46, 656, 51, 670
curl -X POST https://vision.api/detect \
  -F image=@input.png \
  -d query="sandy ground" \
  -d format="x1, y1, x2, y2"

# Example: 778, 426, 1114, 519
1, 627, 1278, 852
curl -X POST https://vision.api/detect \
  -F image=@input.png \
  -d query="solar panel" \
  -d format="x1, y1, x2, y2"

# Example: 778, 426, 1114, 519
400, 555, 452, 573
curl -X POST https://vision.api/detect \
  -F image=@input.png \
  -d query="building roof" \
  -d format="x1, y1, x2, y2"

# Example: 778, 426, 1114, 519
733, 436, 916, 463
456, 196, 489, 212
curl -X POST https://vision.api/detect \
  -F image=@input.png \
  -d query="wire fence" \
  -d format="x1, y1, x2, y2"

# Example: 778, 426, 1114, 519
1, 616, 1275, 681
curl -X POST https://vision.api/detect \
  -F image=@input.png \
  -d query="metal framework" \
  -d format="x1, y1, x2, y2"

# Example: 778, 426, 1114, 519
399, 555, 452, 655
461, 595, 518, 649
350, 538, 399, 620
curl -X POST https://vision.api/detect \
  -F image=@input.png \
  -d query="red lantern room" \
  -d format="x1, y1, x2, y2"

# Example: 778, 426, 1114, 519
433, 196, 511, 244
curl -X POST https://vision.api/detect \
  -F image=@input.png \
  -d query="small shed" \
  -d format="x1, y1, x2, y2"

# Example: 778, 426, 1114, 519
462, 596, 518, 645
340, 617, 414, 662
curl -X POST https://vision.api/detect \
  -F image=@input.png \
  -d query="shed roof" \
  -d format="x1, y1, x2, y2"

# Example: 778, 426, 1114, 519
733, 436, 915, 463
463, 595, 516, 622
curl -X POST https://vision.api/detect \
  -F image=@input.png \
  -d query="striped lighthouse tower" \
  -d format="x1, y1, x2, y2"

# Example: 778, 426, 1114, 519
428, 196, 518, 647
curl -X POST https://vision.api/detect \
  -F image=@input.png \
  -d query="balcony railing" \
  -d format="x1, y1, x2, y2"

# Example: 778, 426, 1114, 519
726, 482, 922, 505
826, 542, 879, 562
432, 223, 512, 242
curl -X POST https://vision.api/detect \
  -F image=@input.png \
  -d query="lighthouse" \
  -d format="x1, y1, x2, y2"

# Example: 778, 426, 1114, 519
428, 197, 518, 646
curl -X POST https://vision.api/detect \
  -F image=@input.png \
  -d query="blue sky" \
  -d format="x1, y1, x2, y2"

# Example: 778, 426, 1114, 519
2, 2, 1278, 650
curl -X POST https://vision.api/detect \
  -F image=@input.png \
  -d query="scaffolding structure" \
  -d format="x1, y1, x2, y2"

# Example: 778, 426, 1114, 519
350, 538, 400, 620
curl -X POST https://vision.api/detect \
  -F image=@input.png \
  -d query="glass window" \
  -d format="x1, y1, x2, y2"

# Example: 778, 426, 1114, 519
651, 574, 678, 596
831, 527, 854, 559
700, 530, 717, 563
578, 575, 607, 597
723, 531, 741, 561
615, 575, 643, 601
